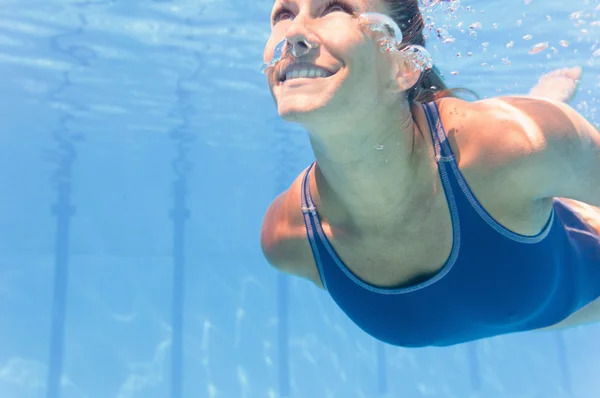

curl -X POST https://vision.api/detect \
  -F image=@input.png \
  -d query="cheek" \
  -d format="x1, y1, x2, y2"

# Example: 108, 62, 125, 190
345, 40, 388, 82
327, 27, 363, 54
335, 24, 381, 64
357, 41, 399, 85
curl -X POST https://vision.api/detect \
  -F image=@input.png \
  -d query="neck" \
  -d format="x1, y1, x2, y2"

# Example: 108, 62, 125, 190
307, 99, 436, 230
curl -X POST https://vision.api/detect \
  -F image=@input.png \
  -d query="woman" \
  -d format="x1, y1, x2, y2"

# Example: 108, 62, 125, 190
260, 0, 600, 347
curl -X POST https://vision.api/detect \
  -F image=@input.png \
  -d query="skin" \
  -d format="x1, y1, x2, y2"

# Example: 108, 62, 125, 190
261, 0, 600, 332
264, 0, 426, 232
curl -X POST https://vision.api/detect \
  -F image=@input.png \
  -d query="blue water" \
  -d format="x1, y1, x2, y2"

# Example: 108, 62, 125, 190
0, 0, 599, 397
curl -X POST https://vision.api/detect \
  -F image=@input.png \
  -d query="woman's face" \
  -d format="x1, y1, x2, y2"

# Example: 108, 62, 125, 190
263, 0, 398, 125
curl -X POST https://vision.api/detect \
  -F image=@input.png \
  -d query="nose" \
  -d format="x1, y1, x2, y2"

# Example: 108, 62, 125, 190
285, 17, 320, 58
288, 36, 318, 57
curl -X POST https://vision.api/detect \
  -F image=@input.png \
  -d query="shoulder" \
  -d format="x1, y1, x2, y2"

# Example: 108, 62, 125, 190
435, 96, 598, 203
436, 95, 579, 146
433, 95, 574, 172
430, 96, 563, 210
260, 168, 307, 268
260, 166, 324, 287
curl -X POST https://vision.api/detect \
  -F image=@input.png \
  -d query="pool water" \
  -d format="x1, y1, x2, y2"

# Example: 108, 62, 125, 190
0, 0, 599, 397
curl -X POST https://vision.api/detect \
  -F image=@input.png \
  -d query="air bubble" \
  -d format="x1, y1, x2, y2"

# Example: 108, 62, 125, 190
403, 45, 434, 70
443, 36, 456, 44
528, 42, 549, 54
436, 28, 452, 42
358, 12, 433, 73
570, 11, 583, 20
358, 12, 403, 52
260, 39, 287, 74
421, 0, 460, 13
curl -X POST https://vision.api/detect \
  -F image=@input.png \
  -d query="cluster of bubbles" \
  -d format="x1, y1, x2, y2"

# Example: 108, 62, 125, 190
357, 12, 433, 72
260, 39, 289, 74
261, 12, 434, 75
420, 0, 460, 12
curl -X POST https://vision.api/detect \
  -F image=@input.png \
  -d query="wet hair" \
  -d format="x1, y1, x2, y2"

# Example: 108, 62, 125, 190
384, 0, 477, 103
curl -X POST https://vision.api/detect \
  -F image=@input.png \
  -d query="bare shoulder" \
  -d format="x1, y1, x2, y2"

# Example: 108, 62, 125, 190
435, 95, 569, 176
433, 96, 556, 225
260, 166, 324, 288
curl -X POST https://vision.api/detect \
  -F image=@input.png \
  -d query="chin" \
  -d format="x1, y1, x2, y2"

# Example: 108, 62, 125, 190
277, 103, 332, 126
278, 101, 319, 117
271, 74, 342, 122
275, 88, 339, 124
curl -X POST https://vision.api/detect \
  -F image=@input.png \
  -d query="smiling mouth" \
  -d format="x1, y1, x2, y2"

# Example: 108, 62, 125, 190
279, 64, 336, 84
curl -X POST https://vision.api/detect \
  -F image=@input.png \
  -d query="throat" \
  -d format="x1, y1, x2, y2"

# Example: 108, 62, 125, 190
312, 159, 441, 236
306, 101, 438, 231
311, 148, 437, 230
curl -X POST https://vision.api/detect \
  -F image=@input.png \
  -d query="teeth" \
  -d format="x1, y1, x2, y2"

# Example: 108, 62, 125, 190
284, 68, 330, 81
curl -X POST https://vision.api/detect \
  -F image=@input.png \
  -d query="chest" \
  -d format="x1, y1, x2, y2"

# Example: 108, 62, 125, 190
313, 171, 553, 289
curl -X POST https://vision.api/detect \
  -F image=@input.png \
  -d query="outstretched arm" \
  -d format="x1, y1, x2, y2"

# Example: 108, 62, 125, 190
502, 96, 600, 207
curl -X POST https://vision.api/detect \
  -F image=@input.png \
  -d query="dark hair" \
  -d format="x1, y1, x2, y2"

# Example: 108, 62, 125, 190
383, 0, 477, 103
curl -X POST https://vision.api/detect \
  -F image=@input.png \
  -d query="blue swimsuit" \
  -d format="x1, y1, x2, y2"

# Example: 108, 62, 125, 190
300, 101, 600, 347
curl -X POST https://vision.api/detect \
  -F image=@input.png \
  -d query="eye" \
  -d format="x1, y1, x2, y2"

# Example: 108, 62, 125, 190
325, 2, 349, 13
272, 8, 293, 23
322, 0, 355, 15
272, 1, 354, 24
